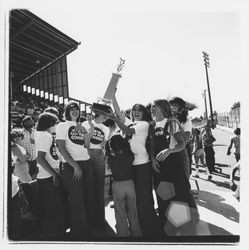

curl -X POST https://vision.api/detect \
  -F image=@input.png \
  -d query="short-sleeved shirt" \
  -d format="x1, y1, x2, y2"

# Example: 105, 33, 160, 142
36, 131, 60, 179
154, 118, 180, 149
124, 117, 150, 165
108, 154, 134, 181
82, 120, 109, 149
56, 121, 90, 162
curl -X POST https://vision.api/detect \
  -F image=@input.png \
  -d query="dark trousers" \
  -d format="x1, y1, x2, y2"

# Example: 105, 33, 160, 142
9, 192, 22, 240
62, 160, 95, 237
132, 162, 162, 237
88, 149, 106, 225
186, 142, 193, 175
27, 159, 38, 179
235, 153, 240, 162
37, 176, 65, 238
204, 146, 215, 174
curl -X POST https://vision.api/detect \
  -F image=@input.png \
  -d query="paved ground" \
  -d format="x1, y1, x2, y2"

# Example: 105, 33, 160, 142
103, 126, 240, 242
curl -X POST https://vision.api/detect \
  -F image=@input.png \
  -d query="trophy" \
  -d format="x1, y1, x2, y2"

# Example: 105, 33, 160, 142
91, 58, 125, 116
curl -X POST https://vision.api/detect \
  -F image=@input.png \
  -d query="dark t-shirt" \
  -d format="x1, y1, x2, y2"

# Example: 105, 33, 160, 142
108, 154, 134, 181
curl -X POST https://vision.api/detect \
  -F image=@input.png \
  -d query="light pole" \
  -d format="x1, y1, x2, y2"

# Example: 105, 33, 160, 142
202, 89, 208, 121
202, 51, 214, 128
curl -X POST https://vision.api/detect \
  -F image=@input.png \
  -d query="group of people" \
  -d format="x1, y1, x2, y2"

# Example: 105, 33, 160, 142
10, 92, 239, 240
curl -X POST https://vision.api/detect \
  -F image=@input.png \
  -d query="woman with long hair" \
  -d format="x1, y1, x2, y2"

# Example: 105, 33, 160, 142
56, 101, 95, 238
150, 99, 199, 236
169, 97, 193, 178
108, 95, 162, 237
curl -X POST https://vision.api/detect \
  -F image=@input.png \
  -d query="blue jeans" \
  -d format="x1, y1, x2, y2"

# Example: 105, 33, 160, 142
88, 149, 105, 225
112, 180, 142, 236
62, 160, 94, 237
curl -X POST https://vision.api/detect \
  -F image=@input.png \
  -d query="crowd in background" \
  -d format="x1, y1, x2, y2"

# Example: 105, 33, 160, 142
9, 93, 240, 240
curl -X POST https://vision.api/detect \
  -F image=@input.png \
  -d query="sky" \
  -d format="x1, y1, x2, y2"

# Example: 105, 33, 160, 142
1, 0, 247, 118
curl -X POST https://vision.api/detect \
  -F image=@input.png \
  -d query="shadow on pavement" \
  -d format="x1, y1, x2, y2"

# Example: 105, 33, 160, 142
207, 222, 233, 236
196, 190, 239, 223
210, 179, 231, 189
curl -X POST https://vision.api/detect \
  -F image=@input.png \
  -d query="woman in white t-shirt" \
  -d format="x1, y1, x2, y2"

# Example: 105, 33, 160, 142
82, 112, 109, 226
169, 97, 193, 178
56, 101, 95, 237
109, 95, 162, 237
150, 99, 199, 236
36, 112, 65, 238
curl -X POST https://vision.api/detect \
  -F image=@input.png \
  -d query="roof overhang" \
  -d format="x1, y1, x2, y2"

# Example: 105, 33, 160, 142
9, 9, 80, 84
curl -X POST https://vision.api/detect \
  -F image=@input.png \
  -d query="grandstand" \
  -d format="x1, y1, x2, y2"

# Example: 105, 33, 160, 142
9, 9, 92, 125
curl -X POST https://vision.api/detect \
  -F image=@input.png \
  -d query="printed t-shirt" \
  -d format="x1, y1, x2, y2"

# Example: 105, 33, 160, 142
36, 131, 60, 179
56, 121, 90, 162
154, 118, 180, 149
124, 117, 149, 165
82, 120, 109, 149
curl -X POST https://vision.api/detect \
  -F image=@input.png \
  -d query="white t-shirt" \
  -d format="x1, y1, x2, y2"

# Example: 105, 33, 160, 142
82, 120, 109, 149
36, 131, 60, 179
56, 121, 90, 162
12, 174, 19, 198
155, 118, 180, 149
124, 117, 149, 165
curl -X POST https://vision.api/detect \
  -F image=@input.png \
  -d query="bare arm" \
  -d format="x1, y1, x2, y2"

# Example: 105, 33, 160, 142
109, 113, 135, 135
156, 121, 186, 162
12, 145, 26, 163
112, 95, 126, 123
56, 139, 82, 182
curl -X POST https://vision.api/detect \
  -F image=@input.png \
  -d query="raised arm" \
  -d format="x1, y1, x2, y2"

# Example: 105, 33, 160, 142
108, 113, 135, 136
112, 94, 126, 123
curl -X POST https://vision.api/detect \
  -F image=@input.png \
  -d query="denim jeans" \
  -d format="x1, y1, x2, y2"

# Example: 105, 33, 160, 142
88, 149, 105, 225
62, 160, 94, 238
112, 180, 142, 236
132, 162, 163, 237
37, 176, 65, 238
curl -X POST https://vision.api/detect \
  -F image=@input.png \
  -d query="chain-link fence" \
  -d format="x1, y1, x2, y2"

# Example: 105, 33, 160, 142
216, 107, 240, 129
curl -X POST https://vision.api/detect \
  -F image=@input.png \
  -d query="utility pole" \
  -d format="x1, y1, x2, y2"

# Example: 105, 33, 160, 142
202, 89, 208, 121
202, 51, 214, 128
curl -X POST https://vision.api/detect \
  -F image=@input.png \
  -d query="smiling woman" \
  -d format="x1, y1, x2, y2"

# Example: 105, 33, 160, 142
108, 94, 163, 237
56, 101, 95, 238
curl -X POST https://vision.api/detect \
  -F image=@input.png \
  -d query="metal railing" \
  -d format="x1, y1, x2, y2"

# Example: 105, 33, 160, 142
216, 107, 240, 129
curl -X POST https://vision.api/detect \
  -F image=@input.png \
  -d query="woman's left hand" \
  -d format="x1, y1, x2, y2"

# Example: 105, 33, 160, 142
156, 148, 171, 162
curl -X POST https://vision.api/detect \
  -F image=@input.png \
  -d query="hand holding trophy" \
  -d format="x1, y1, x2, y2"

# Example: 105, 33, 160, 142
91, 58, 125, 116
